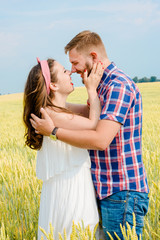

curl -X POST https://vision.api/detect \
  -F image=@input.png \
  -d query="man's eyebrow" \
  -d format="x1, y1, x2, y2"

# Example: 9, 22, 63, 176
71, 61, 78, 64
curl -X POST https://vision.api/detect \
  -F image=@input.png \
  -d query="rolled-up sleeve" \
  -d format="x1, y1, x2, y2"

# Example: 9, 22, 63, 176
100, 82, 135, 125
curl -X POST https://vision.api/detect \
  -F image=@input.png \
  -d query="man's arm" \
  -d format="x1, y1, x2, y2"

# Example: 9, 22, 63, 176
30, 109, 121, 151
56, 119, 121, 150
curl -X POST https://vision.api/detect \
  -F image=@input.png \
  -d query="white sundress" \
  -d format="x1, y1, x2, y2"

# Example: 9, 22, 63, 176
36, 136, 99, 240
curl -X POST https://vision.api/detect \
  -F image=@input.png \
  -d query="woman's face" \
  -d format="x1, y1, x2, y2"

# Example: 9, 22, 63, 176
53, 61, 74, 95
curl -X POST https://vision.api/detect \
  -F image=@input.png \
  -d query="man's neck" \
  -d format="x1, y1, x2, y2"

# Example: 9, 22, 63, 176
102, 58, 111, 70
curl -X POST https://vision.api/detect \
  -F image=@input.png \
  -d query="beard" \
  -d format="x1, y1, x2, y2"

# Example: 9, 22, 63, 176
82, 62, 92, 84
85, 62, 92, 76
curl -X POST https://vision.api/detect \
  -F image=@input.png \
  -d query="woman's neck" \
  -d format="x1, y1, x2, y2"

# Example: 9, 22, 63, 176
51, 93, 67, 108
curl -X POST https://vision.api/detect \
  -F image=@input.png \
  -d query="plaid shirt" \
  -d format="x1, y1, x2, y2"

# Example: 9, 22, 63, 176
89, 62, 149, 200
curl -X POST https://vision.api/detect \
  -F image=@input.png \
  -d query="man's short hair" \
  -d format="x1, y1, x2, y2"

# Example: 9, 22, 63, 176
64, 30, 105, 54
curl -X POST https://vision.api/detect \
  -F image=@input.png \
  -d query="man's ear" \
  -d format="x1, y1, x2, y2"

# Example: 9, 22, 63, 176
50, 83, 59, 92
90, 51, 98, 63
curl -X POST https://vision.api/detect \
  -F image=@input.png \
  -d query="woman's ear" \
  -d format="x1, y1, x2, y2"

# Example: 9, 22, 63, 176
50, 83, 59, 92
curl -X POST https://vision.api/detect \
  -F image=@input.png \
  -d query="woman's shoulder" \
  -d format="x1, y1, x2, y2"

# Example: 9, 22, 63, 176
46, 106, 73, 120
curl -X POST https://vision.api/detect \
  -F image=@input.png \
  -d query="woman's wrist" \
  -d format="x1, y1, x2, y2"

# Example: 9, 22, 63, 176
87, 89, 97, 96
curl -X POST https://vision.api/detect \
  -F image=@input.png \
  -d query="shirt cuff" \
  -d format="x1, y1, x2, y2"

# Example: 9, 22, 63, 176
100, 113, 124, 125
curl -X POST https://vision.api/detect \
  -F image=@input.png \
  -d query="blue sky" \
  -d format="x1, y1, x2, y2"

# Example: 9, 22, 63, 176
0, 0, 160, 94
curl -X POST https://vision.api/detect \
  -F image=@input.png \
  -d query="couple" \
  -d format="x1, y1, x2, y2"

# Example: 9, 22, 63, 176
23, 30, 149, 240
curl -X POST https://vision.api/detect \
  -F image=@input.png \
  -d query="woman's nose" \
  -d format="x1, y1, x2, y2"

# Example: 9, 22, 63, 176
67, 70, 71, 75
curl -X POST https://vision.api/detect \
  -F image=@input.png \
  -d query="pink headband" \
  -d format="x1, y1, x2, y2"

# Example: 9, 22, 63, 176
37, 57, 51, 95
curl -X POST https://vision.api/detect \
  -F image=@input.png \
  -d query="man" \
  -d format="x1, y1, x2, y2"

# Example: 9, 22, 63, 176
30, 30, 149, 239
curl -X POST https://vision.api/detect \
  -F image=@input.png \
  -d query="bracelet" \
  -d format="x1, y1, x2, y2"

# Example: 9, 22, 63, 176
50, 127, 58, 141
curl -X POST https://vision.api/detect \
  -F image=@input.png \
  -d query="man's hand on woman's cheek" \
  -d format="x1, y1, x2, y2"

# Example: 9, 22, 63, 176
30, 108, 54, 136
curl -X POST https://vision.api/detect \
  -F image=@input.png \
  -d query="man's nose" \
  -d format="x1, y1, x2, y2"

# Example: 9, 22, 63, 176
71, 65, 76, 73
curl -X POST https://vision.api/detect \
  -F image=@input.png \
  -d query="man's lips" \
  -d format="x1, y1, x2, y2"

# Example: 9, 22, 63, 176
75, 71, 83, 78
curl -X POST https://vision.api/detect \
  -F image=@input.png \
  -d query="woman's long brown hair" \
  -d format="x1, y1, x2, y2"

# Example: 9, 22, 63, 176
23, 58, 70, 150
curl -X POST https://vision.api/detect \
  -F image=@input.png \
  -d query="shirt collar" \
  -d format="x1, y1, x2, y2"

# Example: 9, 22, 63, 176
97, 62, 117, 90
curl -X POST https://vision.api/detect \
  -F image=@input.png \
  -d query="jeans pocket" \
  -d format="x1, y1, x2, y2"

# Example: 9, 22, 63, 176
101, 198, 126, 232
134, 197, 149, 227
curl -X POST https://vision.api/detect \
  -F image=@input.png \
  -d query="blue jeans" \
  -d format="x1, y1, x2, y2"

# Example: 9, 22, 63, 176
98, 191, 149, 240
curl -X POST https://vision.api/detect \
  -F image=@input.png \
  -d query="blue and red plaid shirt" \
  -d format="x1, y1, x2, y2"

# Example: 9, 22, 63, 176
89, 62, 149, 200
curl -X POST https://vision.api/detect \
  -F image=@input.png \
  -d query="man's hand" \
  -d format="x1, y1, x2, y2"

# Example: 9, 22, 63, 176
30, 108, 54, 136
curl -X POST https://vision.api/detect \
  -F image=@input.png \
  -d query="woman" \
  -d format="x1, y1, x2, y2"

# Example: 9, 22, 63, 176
23, 58, 103, 239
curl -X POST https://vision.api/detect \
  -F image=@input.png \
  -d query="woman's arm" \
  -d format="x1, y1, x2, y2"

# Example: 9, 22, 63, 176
49, 93, 100, 130
65, 102, 89, 118
48, 62, 103, 130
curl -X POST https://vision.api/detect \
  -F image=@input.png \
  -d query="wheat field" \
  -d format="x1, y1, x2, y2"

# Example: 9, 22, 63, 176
0, 83, 160, 239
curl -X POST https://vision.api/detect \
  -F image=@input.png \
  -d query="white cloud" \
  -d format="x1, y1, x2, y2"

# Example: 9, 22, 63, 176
2, 0, 158, 35
10, 0, 160, 31
134, 18, 145, 26
88, 0, 160, 27
7, 0, 159, 16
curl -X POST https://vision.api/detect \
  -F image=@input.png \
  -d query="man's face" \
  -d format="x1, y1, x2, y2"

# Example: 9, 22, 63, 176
69, 48, 92, 81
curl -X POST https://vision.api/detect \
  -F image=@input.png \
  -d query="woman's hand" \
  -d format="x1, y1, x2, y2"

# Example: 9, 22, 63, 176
30, 108, 55, 136
83, 61, 104, 93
